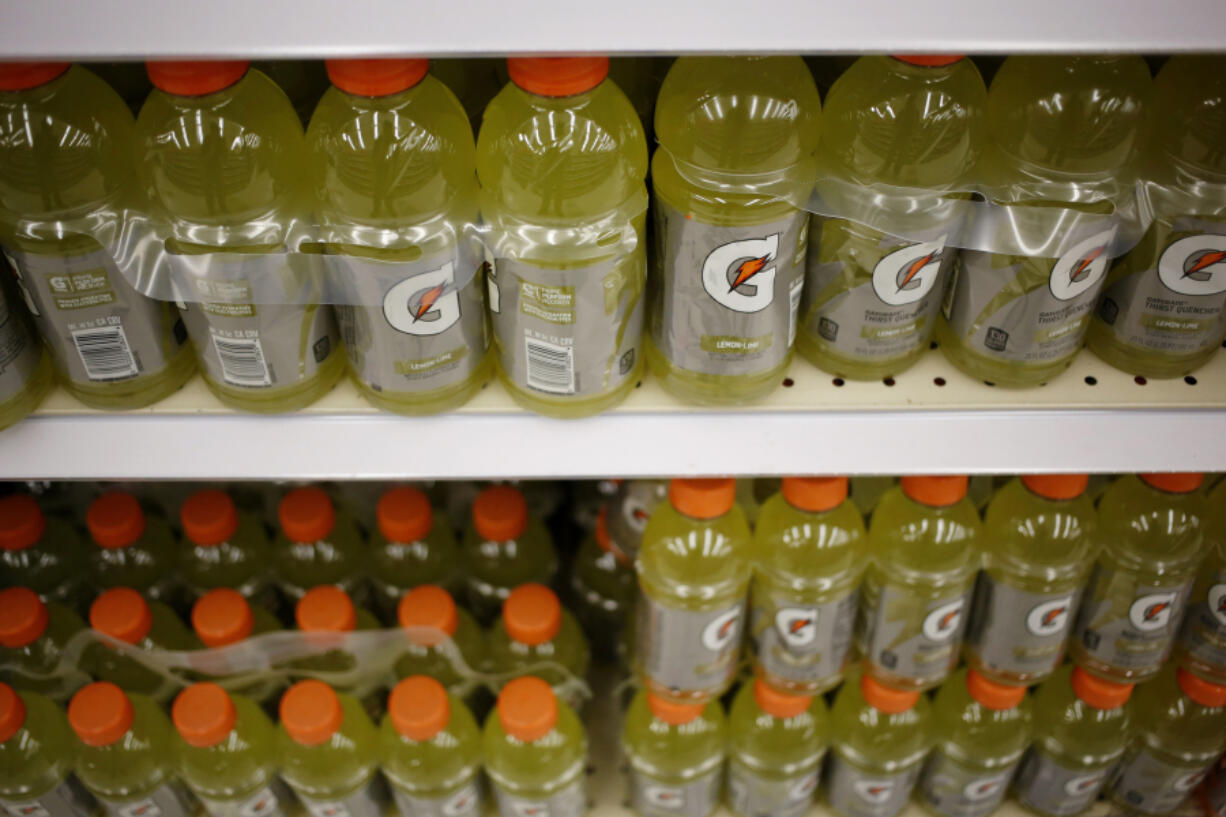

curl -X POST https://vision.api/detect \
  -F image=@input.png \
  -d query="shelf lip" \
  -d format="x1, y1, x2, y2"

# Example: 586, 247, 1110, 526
1, 0, 1224, 59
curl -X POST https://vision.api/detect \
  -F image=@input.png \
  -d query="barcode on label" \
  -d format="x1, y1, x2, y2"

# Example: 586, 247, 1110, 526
71, 325, 139, 381
211, 333, 272, 387
525, 337, 574, 394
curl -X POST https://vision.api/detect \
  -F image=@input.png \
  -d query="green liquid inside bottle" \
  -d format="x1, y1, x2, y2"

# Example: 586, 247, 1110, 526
0, 598, 88, 703
0, 500, 90, 610
622, 689, 725, 817
0, 686, 95, 815
727, 680, 828, 817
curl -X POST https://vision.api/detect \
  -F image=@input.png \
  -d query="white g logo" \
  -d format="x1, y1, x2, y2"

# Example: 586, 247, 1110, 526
701, 608, 742, 652
853, 780, 893, 805
701, 235, 779, 313
1128, 592, 1179, 632
922, 599, 965, 642
643, 787, 684, 810
1063, 773, 1103, 796
1026, 596, 1074, 637
385, 262, 461, 336
1049, 230, 1114, 301
962, 776, 1007, 802
871, 237, 946, 306
1208, 583, 1226, 627
775, 608, 819, 647
1158, 234, 1226, 296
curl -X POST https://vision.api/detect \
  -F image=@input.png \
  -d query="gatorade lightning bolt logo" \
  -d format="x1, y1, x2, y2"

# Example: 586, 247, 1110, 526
118, 802, 164, 817
383, 262, 462, 336
701, 608, 742, 651
1063, 774, 1103, 797
962, 777, 1007, 802
1026, 596, 1075, 637
1175, 770, 1209, 791
442, 786, 479, 817
701, 234, 781, 313
871, 237, 947, 306
922, 599, 965, 642
1129, 591, 1179, 632
643, 786, 685, 810
852, 780, 894, 805
1158, 234, 1226, 296
789, 773, 819, 801
1209, 583, 1226, 627
238, 789, 281, 817
1049, 230, 1114, 301
6, 805, 49, 817
775, 608, 819, 648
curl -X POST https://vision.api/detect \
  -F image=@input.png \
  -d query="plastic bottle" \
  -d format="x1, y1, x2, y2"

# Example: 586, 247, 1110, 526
483, 676, 588, 817
87, 491, 179, 603
138, 61, 343, 412
858, 476, 980, 690
636, 478, 752, 702
1087, 56, 1226, 378
0, 683, 97, 817
0, 279, 53, 431
1070, 472, 1207, 682
277, 680, 385, 817
307, 59, 492, 415
825, 670, 932, 817
938, 55, 1153, 387
87, 588, 199, 704
292, 585, 380, 700
190, 589, 284, 707
622, 690, 725, 817
964, 474, 1097, 685
1177, 477, 1226, 683
605, 479, 668, 563
1013, 665, 1132, 817
380, 676, 483, 817
369, 486, 461, 619
750, 476, 866, 694
0, 62, 194, 410
0, 493, 89, 608
569, 507, 637, 644
171, 683, 293, 817
179, 489, 272, 607
461, 485, 558, 624
488, 584, 591, 711
0, 587, 88, 702
394, 585, 485, 697
916, 668, 1032, 817
798, 55, 986, 380
479, 57, 648, 418
727, 679, 829, 817
272, 486, 366, 602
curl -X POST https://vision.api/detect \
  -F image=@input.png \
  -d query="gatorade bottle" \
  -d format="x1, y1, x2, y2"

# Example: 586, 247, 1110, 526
191, 588, 284, 707
858, 476, 980, 690
277, 680, 385, 817
394, 585, 485, 696
69, 682, 198, 817
488, 584, 591, 710
825, 670, 932, 817
0, 587, 88, 702
569, 508, 637, 644
0, 62, 194, 410
1178, 478, 1226, 683
180, 489, 272, 606
726, 679, 829, 817
381, 676, 483, 817
1071, 472, 1207, 683
622, 690, 725, 817
273, 486, 366, 602
636, 478, 751, 702
0, 493, 89, 608
462, 485, 558, 624
483, 676, 588, 817
937, 56, 1152, 387
750, 476, 866, 694
172, 683, 293, 817
797, 55, 986, 380
0, 279, 53, 430
1013, 665, 1132, 817
916, 668, 1032, 817
606, 479, 668, 563
0, 683, 97, 817
370, 486, 461, 619
87, 491, 179, 603
307, 59, 491, 415
1109, 666, 1226, 816
964, 474, 1097, 685
292, 585, 380, 699
138, 61, 344, 412
1087, 56, 1226, 378
479, 57, 647, 418
87, 588, 199, 705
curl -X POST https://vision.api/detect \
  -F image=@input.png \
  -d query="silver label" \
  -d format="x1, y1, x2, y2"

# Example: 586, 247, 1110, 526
1178, 571, 1226, 671
390, 781, 481, 817
1110, 747, 1210, 816
629, 767, 721, 817
0, 776, 98, 817
1205, 766, 1226, 817
492, 777, 586, 817
858, 578, 972, 686
1013, 748, 1111, 817
825, 752, 919, 817
918, 751, 1017, 817
96, 782, 197, 817
197, 780, 293, 817
1071, 563, 1192, 673
0, 283, 42, 404
296, 776, 386, 817
964, 573, 1080, 679
636, 590, 745, 695
750, 583, 857, 686
727, 759, 819, 817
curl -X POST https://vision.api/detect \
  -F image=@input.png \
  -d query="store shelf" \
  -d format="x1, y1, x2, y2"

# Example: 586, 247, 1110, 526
2, 346, 1224, 480
0, 0, 1224, 59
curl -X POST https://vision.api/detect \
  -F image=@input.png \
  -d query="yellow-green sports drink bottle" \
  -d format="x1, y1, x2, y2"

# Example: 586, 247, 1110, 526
272, 486, 367, 602
179, 489, 273, 607
292, 585, 381, 701
0, 493, 90, 609
1087, 56, 1226, 378
622, 690, 725, 817
605, 479, 668, 563
308, 59, 492, 415
0, 275, 52, 430
370, 486, 462, 618
394, 585, 485, 697
479, 57, 647, 418
1177, 477, 1226, 683
798, 55, 986, 381
191, 588, 284, 707
0, 682, 98, 817
0, 62, 194, 410
649, 57, 820, 405
937, 55, 1152, 387
87, 491, 179, 604
462, 485, 558, 624
1070, 472, 1207, 683
87, 588, 200, 705
488, 583, 591, 711
139, 61, 344, 412
0, 587, 88, 703
569, 507, 636, 644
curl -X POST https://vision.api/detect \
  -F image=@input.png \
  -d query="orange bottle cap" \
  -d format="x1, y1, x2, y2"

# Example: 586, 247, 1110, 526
754, 678, 813, 719
279, 680, 343, 746
503, 583, 562, 646
398, 585, 459, 646
296, 585, 357, 632
279, 487, 336, 544
966, 669, 1026, 710
900, 475, 968, 507
377, 486, 433, 543
68, 682, 134, 746
861, 674, 920, 714
326, 59, 429, 97
0, 683, 25, 743
388, 675, 451, 741
180, 490, 239, 547
1177, 667, 1226, 708
508, 57, 609, 97
497, 676, 558, 742
172, 683, 237, 748
647, 692, 705, 725
90, 588, 153, 644
892, 55, 965, 67
1021, 474, 1089, 501
146, 60, 248, 96
0, 495, 46, 551
782, 477, 848, 513
670, 478, 736, 519
1070, 667, 1133, 709
192, 588, 255, 648
87, 492, 146, 549
1140, 473, 1204, 494
0, 588, 49, 648
0, 62, 70, 91
472, 485, 529, 541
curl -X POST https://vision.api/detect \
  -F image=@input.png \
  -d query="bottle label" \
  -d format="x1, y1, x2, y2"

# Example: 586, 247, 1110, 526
650, 198, 807, 377
1178, 569, 1226, 672
492, 776, 585, 817
857, 578, 972, 687
635, 590, 745, 695
1110, 746, 1209, 815
95, 782, 197, 817
917, 750, 1017, 817
295, 776, 387, 817
0, 283, 43, 405
1071, 563, 1192, 674
3, 242, 185, 388
629, 766, 721, 817
390, 781, 481, 817
824, 752, 919, 817
1205, 764, 1226, 817
334, 247, 488, 397
1013, 747, 1112, 817
750, 582, 857, 686
196, 781, 293, 817
0, 776, 98, 817
964, 573, 1080, 680
726, 759, 819, 817
801, 217, 952, 364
